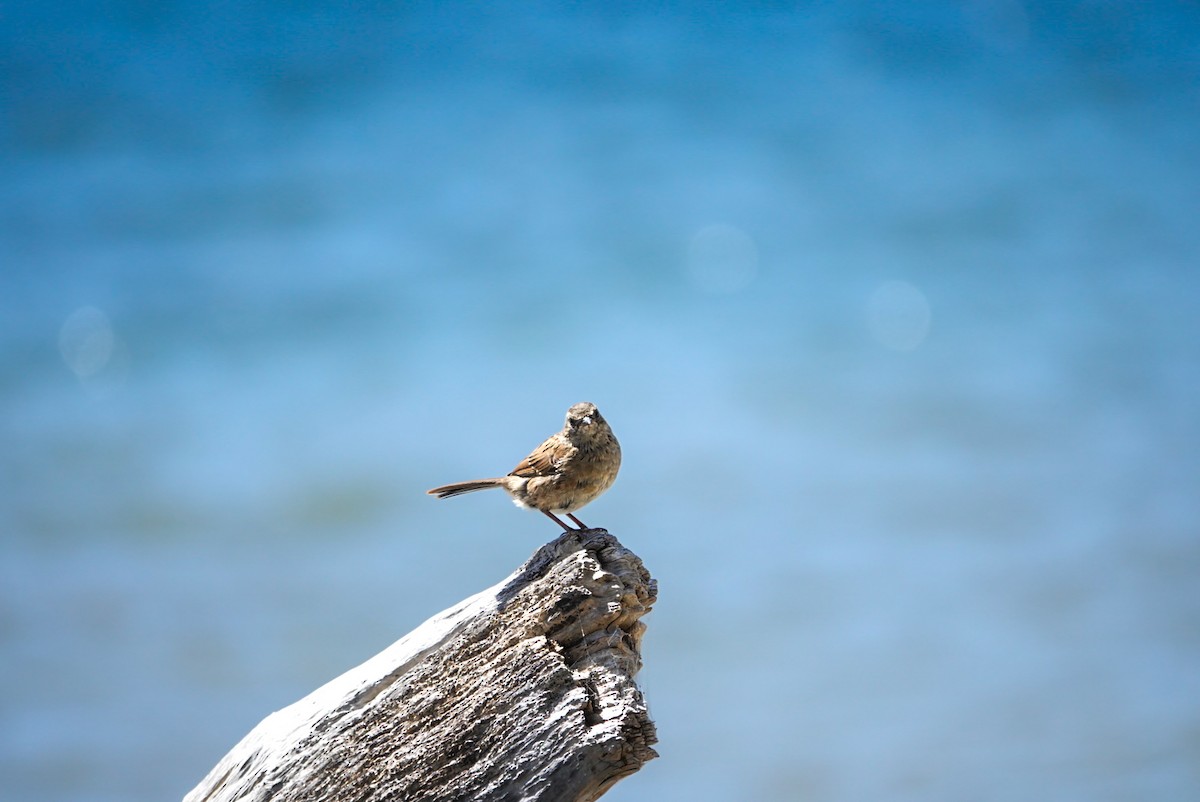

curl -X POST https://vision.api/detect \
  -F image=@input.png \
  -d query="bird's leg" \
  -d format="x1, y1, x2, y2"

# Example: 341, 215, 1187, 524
566, 513, 588, 530
541, 509, 575, 531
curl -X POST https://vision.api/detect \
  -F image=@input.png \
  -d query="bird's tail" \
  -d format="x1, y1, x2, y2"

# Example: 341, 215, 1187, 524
426, 478, 505, 499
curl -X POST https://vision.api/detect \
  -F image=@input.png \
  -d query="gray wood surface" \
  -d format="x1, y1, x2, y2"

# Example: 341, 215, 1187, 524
185, 529, 657, 802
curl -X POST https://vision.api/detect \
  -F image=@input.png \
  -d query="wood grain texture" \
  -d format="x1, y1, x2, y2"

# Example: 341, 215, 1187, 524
185, 529, 657, 802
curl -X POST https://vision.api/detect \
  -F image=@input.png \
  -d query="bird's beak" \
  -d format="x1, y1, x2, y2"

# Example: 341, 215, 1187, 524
582, 416, 593, 425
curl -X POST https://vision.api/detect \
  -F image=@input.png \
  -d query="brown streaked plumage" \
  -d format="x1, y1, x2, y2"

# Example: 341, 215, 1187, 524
427, 402, 621, 531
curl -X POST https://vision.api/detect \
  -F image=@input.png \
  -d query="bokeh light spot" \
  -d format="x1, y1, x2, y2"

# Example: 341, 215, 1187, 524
866, 280, 932, 351
59, 306, 115, 377
687, 224, 758, 294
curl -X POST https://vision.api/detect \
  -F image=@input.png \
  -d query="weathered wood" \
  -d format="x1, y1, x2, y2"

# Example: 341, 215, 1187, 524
185, 529, 657, 802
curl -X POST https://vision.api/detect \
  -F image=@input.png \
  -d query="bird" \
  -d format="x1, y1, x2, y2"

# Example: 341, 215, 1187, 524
427, 402, 621, 531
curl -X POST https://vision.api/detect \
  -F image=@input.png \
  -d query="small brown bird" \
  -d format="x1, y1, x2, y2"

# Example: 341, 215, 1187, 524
427, 402, 620, 530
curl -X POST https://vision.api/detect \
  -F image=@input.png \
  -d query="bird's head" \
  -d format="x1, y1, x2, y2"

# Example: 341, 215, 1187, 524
565, 402, 606, 438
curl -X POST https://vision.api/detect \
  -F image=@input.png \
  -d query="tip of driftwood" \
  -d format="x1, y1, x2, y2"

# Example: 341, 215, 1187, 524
186, 527, 657, 802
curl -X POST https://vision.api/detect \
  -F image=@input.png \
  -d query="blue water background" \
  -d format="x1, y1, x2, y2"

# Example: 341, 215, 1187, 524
3, 3, 1199, 800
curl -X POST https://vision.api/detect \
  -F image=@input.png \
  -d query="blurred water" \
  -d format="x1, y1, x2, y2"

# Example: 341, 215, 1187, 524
3, 3, 1199, 801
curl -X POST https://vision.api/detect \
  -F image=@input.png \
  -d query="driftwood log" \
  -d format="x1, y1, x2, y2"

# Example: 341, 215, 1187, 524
185, 528, 657, 802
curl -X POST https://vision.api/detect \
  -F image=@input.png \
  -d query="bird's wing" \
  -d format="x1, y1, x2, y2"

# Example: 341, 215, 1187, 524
509, 436, 570, 478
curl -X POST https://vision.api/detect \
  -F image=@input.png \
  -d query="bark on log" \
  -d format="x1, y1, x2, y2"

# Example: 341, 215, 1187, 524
185, 528, 657, 802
